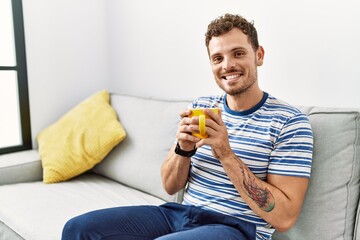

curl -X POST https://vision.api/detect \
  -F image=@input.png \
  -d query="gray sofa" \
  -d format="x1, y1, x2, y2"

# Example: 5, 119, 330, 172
0, 93, 359, 240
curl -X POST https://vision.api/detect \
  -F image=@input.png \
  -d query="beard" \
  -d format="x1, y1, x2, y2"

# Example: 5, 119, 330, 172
216, 68, 258, 97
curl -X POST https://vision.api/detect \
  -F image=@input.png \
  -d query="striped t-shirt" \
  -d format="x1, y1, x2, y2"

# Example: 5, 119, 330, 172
182, 92, 313, 240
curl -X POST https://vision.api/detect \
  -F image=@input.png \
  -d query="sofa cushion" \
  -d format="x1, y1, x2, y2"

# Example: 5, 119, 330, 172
93, 94, 191, 202
37, 90, 126, 183
0, 221, 23, 240
273, 107, 360, 240
0, 173, 165, 240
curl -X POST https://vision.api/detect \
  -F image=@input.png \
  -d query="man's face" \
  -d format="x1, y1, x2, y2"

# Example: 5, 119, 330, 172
208, 28, 264, 96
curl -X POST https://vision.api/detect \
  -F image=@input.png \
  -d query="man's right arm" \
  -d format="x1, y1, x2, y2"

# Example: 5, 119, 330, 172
161, 108, 201, 195
161, 144, 191, 195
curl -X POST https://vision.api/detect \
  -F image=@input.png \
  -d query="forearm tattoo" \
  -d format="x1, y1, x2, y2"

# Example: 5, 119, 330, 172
213, 148, 275, 212
240, 161, 275, 212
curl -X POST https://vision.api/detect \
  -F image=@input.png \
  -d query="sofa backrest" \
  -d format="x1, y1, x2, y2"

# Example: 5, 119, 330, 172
273, 106, 360, 240
93, 94, 191, 202
94, 94, 360, 239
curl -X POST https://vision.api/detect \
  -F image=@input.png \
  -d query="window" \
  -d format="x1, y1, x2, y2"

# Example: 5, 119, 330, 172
0, 0, 31, 154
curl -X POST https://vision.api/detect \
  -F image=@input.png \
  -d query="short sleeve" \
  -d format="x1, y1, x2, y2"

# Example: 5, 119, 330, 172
268, 113, 313, 178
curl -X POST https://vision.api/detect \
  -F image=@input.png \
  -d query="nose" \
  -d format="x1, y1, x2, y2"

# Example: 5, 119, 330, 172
223, 57, 236, 71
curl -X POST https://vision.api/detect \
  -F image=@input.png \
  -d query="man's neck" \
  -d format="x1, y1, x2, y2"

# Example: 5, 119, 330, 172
226, 88, 264, 112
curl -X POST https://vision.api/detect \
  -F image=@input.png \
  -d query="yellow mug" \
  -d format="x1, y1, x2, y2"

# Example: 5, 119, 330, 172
189, 108, 219, 139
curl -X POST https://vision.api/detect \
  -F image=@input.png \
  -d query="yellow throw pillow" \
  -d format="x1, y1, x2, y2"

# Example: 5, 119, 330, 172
37, 90, 126, 183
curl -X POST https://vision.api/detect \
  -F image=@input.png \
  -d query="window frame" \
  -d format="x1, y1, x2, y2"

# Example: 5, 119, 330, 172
0, 0, 31, 155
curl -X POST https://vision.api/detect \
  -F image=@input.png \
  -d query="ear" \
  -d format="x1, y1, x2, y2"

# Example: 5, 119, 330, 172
256, 46, 265, 66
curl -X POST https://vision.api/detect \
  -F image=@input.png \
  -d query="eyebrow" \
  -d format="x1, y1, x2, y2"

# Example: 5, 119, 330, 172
210, 47, 247, 59
231, 47, 247, 52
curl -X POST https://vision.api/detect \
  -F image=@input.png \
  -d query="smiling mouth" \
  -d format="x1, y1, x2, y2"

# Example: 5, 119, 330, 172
222, 74, 241, 80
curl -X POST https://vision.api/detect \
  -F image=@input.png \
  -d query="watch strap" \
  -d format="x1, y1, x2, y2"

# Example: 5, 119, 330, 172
174, 142, 197, 157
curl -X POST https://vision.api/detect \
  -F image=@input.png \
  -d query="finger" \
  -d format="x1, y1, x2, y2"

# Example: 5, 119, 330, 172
178, 122, 199, 134
204, 108, 223, 126
195, 138, 206, 149
179, 109, 192, 118
176, 132, 200, 143
202, 118, 221, 134
179, 116, 193, 127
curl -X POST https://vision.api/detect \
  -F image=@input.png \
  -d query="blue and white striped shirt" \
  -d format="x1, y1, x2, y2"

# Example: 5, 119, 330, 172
182, 92, 313, 240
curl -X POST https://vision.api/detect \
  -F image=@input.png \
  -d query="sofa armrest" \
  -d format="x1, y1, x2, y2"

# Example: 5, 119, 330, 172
0, 150, 42, 185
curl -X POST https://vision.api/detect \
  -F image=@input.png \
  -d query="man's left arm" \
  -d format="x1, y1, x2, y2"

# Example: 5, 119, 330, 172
221, 155, 309, 232
198, 109, 313, 232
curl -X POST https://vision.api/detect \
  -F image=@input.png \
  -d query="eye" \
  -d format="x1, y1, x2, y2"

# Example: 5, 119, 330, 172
234, 51, 245, 57
212, 56, 223, 64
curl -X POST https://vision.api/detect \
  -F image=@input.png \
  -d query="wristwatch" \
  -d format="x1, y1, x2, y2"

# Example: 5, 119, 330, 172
174, 142, 197, 157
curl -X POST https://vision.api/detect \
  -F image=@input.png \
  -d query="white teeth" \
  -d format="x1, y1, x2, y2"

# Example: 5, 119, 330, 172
225, 75, 239, 80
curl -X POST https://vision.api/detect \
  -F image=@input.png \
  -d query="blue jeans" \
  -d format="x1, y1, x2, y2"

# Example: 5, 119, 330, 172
62, 202, 256, 240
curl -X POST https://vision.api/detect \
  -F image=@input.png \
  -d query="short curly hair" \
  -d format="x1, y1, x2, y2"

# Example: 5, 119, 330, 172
205, 14, 259, 51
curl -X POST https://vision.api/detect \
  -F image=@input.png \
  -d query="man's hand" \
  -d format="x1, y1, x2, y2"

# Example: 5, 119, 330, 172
176, 109, 201, 151
195, 109, 232, 159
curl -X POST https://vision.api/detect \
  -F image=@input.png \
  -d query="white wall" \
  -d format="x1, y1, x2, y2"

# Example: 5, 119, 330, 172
107, 0, 360, 108
23, 0, 360, 148
23, 0, 109, 148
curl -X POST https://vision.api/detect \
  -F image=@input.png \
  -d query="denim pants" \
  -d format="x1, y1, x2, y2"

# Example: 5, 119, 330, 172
62, 202, 256, 240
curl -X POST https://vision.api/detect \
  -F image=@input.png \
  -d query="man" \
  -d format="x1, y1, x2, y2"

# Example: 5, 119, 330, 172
62, 13, 313, 240
161, 13, 313, 239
